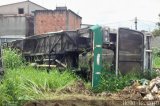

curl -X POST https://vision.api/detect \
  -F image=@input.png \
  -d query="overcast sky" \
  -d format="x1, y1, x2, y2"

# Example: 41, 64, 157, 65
0, 0, 159, 31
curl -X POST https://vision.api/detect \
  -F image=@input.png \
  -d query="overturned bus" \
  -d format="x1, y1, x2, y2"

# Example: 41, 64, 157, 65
10, 25, 152, 87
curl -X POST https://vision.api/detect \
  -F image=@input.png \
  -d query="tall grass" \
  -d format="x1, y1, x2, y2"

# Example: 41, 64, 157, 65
94, 69, 140, 92
153, 48, 160, 68
0, 48, 78, 105
0, 67, 78, 105
2, 48, 24, 69
2, 67, 77, 99
95, 70, 159, 93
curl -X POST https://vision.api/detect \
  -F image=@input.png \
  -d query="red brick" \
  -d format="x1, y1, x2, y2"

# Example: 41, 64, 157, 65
34, 10, 82, 35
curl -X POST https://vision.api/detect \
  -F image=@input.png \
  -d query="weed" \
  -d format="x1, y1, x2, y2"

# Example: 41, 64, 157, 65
94, 69, 139, 92
0, 48, 78, 105
0, 66, 78, 105
95, 68, 160, 93
2, 48, 24, 69
153, 48, 160, 68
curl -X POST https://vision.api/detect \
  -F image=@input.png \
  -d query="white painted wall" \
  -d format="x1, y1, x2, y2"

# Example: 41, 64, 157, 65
0, 1, 46, 15
0, 16, 27, 36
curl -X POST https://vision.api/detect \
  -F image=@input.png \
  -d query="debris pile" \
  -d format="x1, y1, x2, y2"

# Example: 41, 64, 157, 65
118, 77, 160, 100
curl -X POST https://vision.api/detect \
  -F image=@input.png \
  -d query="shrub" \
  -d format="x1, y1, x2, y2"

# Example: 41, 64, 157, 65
2, 48, 24, 69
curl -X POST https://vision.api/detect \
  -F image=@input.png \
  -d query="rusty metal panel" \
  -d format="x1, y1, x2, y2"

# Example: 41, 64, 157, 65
14, 31, 80, 56
118, 28, 144, 74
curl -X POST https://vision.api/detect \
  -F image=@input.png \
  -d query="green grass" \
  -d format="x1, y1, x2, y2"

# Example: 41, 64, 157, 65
153, 56, 160, 68
2, 48, 24, 69
0, 48, 79, 105
95, 69, 160, 93
153, 48, 160, 68
0, 67, 78, 105
94, 70, 140, 92
1, 47, 160, 105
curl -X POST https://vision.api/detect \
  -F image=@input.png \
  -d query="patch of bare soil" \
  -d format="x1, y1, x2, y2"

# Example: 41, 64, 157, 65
23, 80, 120, 106
56, 80, 93, 96
24, 100, 123, 106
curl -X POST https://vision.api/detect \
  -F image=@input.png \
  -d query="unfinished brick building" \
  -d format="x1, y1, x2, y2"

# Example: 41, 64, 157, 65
34, 7, 82, 35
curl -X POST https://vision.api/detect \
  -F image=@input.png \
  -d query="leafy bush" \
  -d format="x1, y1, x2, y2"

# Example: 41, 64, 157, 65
2, 48, 24, 69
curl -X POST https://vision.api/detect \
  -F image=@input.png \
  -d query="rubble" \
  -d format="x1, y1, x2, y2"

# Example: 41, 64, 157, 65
149, 77, 160, 89
119, 77, 160, 100
151, 85, 158, 94
143, 93, 154, 100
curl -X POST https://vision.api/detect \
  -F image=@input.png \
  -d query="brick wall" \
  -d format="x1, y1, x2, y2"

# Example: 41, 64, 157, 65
34, 9, 82, 35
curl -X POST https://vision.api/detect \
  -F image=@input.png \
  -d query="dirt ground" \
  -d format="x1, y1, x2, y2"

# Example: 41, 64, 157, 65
23, 94, 160, 106
23, 80, 121, 106
23, 78, 160, 106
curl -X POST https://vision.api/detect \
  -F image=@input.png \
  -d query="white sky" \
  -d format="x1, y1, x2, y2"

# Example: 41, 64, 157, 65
0, 0, 160, 31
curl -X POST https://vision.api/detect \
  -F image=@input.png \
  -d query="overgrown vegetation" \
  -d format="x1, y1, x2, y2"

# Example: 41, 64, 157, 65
96, 70, 137, 92
2, 48, 24, 69
96, 69, 159, 93
153, 48, 160, 68
96, 48, 160, 92
0, 48, 78, 105
1, 67, 77, 99
0, 47, 160, 105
